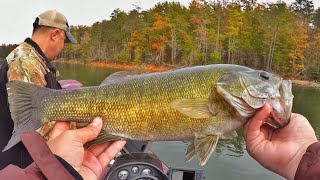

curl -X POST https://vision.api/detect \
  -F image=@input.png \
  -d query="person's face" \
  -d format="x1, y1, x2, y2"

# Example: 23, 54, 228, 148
56, 29, 66, 55
48, 28, 66, 60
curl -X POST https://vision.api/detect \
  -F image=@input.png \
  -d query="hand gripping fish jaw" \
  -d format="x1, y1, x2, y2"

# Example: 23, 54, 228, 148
216, 70, 293, 128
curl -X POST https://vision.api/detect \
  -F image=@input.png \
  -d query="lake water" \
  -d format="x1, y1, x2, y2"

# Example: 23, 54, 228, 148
54, 62, 320, 180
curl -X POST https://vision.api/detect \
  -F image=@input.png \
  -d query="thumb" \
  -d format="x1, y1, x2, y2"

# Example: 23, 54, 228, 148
75, 117, 103, 144
244, 103, 272, 140
49, 121, 70, 140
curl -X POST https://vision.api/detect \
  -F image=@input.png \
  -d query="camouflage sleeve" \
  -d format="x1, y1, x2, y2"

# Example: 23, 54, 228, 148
7, 57, 47, 87
7, 57, 53, 138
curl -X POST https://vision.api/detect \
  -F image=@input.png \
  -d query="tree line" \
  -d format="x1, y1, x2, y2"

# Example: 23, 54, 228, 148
1, 0, 320, 79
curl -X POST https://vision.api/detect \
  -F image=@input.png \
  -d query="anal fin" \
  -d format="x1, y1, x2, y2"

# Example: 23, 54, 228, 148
186, 140, 196, 162
84, 130, 126, 148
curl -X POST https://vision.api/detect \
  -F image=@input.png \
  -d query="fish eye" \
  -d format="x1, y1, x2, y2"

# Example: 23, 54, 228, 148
260, 71, 269, 80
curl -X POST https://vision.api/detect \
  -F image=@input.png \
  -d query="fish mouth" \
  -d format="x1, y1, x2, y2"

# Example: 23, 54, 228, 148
268, 80, 293, 128
240, 77, 293, 128
268, 108, 290, 128
217, 74, 293, 128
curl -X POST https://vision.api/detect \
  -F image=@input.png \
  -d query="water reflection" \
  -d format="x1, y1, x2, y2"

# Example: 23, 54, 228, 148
216, 136, 245, 157
292, 86, 320, 139
181, 135, 245, 158
53, 62, 118, 86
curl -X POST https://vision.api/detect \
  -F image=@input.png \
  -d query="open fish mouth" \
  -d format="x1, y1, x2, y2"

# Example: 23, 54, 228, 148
267, 80, 293, 128
217, 71, 294, 128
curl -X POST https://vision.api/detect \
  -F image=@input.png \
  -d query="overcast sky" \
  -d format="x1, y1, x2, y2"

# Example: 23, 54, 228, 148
0, 0, 319, 45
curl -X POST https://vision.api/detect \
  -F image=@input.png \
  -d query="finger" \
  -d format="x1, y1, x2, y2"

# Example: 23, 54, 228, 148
244, 103, 272, 141
88, 141, 113, 157
81, 150, 103, 177
74, 117, 103, 144
49, 121, 70, 140
97, 140, 126, 169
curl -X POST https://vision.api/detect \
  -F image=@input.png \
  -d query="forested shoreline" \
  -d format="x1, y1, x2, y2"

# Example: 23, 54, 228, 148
1, 0, 320, 79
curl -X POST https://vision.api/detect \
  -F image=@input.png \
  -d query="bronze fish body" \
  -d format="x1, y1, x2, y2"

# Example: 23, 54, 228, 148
5, 64, 293, 165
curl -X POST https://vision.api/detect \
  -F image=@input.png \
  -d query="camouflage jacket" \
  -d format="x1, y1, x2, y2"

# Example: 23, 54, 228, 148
5, 38, 61, 138
6, 42, 51, 86
0, 38, 62, 169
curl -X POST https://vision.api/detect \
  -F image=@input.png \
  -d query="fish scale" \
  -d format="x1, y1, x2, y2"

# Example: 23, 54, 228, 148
40, 68, 220, 139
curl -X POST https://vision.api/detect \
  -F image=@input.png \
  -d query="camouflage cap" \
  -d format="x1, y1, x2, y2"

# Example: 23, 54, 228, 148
36, 10, 77, 43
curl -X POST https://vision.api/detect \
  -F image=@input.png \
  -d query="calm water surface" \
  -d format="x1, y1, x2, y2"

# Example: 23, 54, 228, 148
54, 62, 320, 180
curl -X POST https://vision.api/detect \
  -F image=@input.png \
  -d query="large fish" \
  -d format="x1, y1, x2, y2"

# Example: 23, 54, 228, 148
4, 64, 293, 166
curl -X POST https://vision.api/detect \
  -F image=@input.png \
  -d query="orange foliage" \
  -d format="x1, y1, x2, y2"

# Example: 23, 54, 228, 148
190, 16, 204, 26
152, 43, 161, 50
151, 13, 170, 31
289, 20, 310, 71
83, 61, 172, 72
128, 31, 140, 47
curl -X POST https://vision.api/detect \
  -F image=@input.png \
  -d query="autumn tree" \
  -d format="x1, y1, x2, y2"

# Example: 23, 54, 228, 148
289, 20, 309, 76
224, 3, 243, 64
2, 0, 320, 79
149, 12, 171, 65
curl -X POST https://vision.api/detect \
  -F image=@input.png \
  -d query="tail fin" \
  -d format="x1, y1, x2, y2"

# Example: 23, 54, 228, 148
3, 80, 50, 151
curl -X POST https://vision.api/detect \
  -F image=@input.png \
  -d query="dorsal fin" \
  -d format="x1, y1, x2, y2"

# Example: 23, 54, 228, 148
100, 71, 142, 85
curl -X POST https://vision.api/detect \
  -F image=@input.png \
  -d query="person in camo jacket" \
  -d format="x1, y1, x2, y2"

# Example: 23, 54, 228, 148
0, 9, 77, 169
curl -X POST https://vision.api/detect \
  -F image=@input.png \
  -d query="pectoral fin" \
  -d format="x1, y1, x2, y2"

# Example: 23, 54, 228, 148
84, 130, 126, 148
185, 135, 219, 166
170, 98, 217, 119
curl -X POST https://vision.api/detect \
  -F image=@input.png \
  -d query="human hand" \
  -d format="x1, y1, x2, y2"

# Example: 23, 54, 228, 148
47, 117, 126, 180
244, 104, 317, 180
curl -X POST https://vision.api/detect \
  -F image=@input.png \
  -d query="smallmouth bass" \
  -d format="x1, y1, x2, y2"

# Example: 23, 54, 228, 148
4, 64, 293, 166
